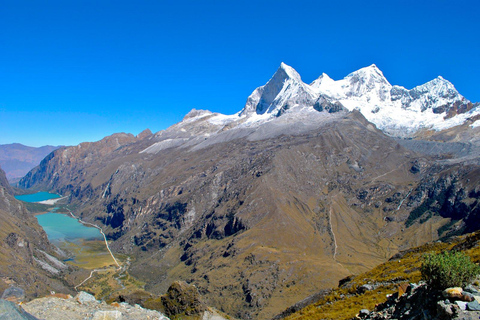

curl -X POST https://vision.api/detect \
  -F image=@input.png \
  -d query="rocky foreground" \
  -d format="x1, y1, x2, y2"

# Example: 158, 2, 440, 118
356, 281, 480, 320
0, 290, 168, 320
0, 283, 229, 320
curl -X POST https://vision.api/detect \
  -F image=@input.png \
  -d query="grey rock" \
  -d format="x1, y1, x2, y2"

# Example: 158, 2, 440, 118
75, 291, 97, 304
437, 300, 456, 319
463, 292, 475, 301
1, 287, 25, 303
92, 310, 122, 320
456, 300, 467, 310
359, 308, 370, 317
357, 284, 374, 294
467, 300, 480, 311
0, 299, 39, 320
464, 285, 480, 295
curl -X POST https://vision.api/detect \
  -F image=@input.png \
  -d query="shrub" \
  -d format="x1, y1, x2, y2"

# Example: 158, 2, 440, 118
421, 251, 480, 290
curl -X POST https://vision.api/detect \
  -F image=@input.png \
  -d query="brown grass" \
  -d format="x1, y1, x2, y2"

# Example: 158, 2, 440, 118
282, 232, 480, 320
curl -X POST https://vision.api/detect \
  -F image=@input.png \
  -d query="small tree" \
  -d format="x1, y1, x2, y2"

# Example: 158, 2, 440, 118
421, 251, 480, 290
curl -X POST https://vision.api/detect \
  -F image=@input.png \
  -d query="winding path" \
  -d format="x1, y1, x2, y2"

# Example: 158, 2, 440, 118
65, 208, 120, 267
396, 189, 413, 211
370, 160, 409, 183
328, 207, 339, 260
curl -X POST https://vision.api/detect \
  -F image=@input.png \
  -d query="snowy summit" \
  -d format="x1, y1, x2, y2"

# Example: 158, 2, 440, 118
234, 62, 480, 136
143, 62, 480, 155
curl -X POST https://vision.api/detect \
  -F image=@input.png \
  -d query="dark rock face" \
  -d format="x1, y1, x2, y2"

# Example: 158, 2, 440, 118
161, 281, 206, 317
313, 96, 347, 113
404, 165, 480, 236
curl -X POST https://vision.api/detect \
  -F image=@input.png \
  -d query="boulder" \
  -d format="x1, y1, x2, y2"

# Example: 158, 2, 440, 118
357, 284, 375, 294
437, 300, 456, 320
455, 300, 467, 310
1, 287, 25, 303
467, 300, 480, 311
358, 309, 370, 317
0, 299, 39, 320
92, 310, 122, 320
161, 281, 206, 317
443, 287, 463, 299
75, 291, 98, 304
442, 287, 474, 301
465, 285, 480, 295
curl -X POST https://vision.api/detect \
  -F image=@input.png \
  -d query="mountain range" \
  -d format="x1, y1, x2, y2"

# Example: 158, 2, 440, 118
0, 144, 61, 183
16, 63, 480, 319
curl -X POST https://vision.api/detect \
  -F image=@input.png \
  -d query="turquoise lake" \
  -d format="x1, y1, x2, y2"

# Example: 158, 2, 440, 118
36, 212, 103, 243
15, 191, 102, 243
15, 192, 61, 203
15, 191, 110, 266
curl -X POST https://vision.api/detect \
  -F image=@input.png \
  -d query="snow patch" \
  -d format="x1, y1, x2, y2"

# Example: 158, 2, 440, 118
471, 119, 480, 128
140, 138, 189, 154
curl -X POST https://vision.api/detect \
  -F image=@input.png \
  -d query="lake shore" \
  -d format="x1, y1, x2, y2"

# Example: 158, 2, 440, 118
37, 196, 68, 205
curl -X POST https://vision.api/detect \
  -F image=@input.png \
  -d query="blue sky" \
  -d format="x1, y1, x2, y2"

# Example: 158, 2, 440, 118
1, 0, 479, 147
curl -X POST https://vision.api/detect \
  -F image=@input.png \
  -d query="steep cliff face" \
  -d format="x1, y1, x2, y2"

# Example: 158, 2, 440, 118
0, 166, 73, 298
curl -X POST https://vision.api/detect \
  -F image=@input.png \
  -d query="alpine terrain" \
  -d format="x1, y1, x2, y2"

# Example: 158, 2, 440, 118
18, 63, 480, 319
0, 164, 74, 298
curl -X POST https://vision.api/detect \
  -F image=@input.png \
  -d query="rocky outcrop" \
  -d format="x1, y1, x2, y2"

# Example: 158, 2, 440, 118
355, 282, 480, 320
21, 291, 169, 320
161, 281, 207, 318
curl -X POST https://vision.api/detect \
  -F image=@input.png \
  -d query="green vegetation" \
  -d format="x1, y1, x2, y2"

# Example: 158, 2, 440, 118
282, 231, 480, 320
24, 201, 51, 213
421, 251, 480, 290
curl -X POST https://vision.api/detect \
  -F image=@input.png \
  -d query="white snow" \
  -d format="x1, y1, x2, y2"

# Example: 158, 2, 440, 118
140, 138, 190, 154
471, 120, 480, 128
236, 62, 477, 136
37, 196, 68, 205
140, 63, 478, 155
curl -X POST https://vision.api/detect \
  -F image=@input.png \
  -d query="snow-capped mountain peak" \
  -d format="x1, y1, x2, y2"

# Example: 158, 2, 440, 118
310, 73, 334, 90
279, 61, 302, 81
413, 76, 459, 97
239, 63, 316, 117
234, 63, 478, 137
346, 63, 384, 78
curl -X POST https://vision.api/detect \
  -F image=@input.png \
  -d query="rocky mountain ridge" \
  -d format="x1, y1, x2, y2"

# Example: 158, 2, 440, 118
159, 62, 480, 140
16, 65, 480, 319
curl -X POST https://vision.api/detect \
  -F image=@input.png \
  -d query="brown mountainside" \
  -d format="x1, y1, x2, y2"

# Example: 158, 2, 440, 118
18, 110, 480, 319
0, 165, 74, 298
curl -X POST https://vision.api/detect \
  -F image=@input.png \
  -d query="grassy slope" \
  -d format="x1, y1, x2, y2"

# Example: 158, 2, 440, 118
281, 231, 480, 320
